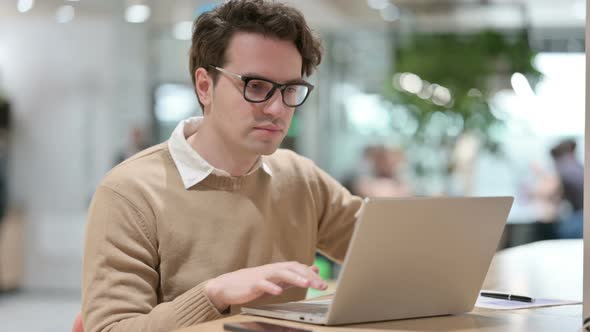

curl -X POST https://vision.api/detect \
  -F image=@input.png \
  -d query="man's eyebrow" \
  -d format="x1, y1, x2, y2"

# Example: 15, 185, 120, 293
242, 72, 307, 84
285, 78, 308, 84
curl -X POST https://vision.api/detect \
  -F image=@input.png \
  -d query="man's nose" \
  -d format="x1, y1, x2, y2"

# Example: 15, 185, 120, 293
262, 89, 288, 115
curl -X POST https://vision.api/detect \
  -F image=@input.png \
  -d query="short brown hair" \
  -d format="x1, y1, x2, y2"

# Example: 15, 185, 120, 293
550, 139, 577, 160
189, 0, 323, 106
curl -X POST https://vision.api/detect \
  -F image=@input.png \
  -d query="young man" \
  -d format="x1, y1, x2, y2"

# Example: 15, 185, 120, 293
82, 1, 362, 331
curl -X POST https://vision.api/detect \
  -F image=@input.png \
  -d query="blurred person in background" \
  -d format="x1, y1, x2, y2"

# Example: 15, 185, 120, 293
520, 161, 561, 224
0, 79, 10, 293
448, 133, 479, 196
550, 138, 584, 239
81, 1, 362, 331
341, 145, 377, 193
0, 87, 10, 226
114, 126, 151, 166
351, 145, 412, 198
514, 161, 562, 243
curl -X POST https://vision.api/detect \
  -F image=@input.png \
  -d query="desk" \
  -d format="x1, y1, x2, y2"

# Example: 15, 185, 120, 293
176, 240, 583, 332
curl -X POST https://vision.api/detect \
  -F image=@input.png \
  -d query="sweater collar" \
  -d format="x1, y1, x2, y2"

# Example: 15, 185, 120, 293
168, 116, 272, 189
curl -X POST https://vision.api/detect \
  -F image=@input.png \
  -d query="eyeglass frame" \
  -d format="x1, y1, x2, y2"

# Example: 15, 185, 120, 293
207, 65, 314, 108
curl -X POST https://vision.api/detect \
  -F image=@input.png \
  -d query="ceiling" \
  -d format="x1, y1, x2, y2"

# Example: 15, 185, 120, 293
0, 0, 585, 31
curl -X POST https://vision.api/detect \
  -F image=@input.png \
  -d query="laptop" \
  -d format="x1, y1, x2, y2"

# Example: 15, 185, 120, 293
242, 196, 514, 325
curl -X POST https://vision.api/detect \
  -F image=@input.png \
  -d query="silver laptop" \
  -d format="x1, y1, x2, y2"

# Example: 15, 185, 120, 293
242, 196, 513, 325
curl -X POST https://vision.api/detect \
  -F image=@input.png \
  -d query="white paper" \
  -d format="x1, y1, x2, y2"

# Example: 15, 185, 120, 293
475, 295, 581, 310
304, 294, 581, 310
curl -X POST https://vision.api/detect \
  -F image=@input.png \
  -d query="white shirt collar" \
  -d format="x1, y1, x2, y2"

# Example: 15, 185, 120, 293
168, 116, 272, 189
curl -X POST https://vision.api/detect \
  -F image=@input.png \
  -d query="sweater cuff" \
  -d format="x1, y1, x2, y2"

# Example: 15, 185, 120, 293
172, 280, 226, 327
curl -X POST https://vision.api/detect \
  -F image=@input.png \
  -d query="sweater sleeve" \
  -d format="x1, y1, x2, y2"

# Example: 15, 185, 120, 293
82, 186, 224, 332
313, 166, 364, 264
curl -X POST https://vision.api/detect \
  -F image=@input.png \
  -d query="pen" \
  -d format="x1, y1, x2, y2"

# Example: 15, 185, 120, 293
480, 291, 534, 303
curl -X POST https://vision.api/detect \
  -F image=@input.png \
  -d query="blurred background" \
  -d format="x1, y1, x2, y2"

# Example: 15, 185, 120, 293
0, 0, 585, 330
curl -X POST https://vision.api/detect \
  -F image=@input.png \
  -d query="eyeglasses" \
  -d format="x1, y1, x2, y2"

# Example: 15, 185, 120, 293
208, 65, 314, 108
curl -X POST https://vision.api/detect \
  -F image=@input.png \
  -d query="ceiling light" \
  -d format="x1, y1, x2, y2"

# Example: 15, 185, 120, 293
126, 4, 151, 23
432, 86, 452, 106
56, 5, 75, 23
173, 21, 193, 40
17, 0, 34, 13
399, 73, 423, 94
367, 0, 389, 10
511, 72, 535, 98
572, 1, 585, 20
380, 4, 400, 22
417, 82, 435, 99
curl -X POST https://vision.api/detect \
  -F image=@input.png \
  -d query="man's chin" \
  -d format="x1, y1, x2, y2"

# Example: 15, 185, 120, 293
257, 145, 281, 156
247, 141, 281, 156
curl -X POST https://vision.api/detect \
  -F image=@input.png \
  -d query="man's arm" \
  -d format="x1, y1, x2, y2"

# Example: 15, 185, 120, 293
82, 186, 224, 332
204, 262, 327, 311
82, 186, 329, 332
313, 166, 364, 263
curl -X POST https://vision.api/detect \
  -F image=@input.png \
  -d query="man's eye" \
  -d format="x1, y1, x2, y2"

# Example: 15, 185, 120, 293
247, 81, 265, 90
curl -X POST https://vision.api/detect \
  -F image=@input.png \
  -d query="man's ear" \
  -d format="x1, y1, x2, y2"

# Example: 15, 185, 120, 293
195, 67, 213, 107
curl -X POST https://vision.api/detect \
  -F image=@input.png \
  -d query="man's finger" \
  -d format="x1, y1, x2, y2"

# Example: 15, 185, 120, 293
271, 269, 311, 289
286, 264, 327, 290
255, 279, 283, 296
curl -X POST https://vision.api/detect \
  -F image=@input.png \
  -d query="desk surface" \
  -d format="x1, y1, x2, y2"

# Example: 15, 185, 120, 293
176, 240, 583, 332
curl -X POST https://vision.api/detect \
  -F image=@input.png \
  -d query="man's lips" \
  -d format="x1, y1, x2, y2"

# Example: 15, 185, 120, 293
253, 125, 283, 132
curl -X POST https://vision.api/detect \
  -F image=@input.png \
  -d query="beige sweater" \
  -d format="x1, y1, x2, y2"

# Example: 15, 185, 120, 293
82, 144, 362, 332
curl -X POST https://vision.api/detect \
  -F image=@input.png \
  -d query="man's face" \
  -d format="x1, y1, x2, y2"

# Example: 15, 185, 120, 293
205, 32, 303, 157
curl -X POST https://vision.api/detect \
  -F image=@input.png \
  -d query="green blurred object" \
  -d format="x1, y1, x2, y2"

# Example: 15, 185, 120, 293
384, 29, 541, 193
390, 30, 541, 144
313, 255, 332, 280
306, 255, 333, 299
286, 112, 299, 137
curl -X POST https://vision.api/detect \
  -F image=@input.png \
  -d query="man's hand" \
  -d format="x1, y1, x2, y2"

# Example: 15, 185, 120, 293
204, 261, 328, 312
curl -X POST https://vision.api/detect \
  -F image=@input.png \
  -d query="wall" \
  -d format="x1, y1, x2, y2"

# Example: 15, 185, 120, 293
0, 16, 150, 290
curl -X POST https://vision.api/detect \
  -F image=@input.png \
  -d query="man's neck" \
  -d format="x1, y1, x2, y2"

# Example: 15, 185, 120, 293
187, 119, 258, 177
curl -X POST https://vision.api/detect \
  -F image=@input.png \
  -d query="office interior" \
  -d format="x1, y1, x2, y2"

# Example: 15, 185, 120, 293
0, 0, 585, 330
